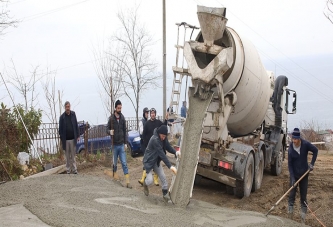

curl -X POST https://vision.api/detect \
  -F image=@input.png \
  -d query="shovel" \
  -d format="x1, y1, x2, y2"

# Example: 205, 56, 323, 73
265, 169, 310, 216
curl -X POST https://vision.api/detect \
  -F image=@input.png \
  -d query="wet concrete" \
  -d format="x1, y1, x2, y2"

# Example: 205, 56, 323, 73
0, 173, 305, 226
170, 87, 214, 207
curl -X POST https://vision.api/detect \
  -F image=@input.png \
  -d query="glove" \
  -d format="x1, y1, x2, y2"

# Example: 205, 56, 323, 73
124, 144, 128, 150
170, 166, 177, 175
291, 177, 295, 186
176, 151, 181, 159
308, 163, 314, 171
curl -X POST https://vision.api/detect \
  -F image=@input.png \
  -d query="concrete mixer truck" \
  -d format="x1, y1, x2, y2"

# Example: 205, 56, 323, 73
168, 6, 297, 207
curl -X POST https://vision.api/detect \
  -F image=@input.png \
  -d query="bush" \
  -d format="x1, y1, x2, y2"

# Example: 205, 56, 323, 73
0, 103, 42, 180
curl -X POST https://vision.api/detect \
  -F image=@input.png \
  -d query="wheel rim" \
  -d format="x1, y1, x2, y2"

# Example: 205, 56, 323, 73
246, 162, 253, 189
258, 151, 264, 184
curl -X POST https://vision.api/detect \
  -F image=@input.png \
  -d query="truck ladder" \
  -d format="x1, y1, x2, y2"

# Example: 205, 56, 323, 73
168, 22, 199, 119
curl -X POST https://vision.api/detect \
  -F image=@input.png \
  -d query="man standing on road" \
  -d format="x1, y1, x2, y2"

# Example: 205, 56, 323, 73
59, 101, 80, 174
181, 101, 187, 118
107, 100, 132, 188
142, 125, 179, 202
288, 128, 318, 224
141, 108, 168, 186
138, 107, 149, 185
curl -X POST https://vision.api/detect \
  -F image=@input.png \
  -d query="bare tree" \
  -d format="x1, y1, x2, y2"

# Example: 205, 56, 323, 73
0, 0, 18, 36
41, 71, 63, 124
6, 60, 40, 111
324, 0, 333, 24
92, 41, 124, 118
108, 6, 160, 129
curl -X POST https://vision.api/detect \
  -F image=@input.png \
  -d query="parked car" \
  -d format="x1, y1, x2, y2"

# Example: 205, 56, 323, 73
76, 124, 143, 157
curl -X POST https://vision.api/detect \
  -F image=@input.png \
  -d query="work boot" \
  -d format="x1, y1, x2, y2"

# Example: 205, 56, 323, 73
300, 207, 307, 225
288, 205, 294, 220
162, 189, 170, 203
125, 174, 132, 189
138, 170, 146, 186
153, 173, 159, 186
143, 180, 149, 196
113, 171, 119, 180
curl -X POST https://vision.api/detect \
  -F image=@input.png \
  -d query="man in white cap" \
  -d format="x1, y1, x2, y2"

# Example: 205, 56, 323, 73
287, 127, 318, 224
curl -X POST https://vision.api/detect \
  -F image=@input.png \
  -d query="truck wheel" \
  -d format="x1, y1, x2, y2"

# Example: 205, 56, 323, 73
252, 148, 264, 192
127, 143, 135, 157
271, 149, 282, 176
234, 153, 254, 198
226, 185, 234, 195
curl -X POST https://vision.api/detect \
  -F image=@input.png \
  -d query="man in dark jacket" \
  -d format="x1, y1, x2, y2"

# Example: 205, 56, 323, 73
59, 101, 79, 174
107, 100, 131, 188
138, 107, 149, 185
288, 128, 318, 224
141, 107, 168, 186
142, 125, 179, 201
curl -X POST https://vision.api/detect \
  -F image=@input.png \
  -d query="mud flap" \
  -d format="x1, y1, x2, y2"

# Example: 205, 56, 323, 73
169, 87, 214, 207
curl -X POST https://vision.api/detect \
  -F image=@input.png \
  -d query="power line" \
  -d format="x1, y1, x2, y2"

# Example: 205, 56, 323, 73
257, 48, 333, 104
214, 0, 333, 100
21, 0, 91, 22
8, 0, 29, 5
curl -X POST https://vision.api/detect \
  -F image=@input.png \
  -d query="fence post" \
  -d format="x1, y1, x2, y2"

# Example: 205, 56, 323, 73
84, 122, 88, 157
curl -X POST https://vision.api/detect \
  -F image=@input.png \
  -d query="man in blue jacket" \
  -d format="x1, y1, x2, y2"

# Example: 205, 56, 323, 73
59, 101, 79, 174
288, 128, 318, 224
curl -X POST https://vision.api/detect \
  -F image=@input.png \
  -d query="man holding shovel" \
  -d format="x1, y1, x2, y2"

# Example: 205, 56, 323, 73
142, 125, 180, 202
288, 128, 318, 223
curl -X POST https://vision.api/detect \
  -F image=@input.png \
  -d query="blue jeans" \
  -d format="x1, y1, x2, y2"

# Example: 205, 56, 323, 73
113, 144, 128, 175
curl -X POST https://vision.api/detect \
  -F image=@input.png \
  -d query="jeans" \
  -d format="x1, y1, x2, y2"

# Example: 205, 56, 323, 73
113, 144, 128, 175
288, 173, 308, 208
145, 163, 168, 190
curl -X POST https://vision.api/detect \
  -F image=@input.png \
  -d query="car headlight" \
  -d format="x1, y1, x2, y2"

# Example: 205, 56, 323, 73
133, 137, 141, 142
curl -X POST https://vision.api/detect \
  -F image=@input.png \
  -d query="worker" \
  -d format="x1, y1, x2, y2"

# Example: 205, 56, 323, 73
139, 107, 149, 151
181, 101, 187, 118
137, 107, 149, 185
287, 128, 318, 224
140, 107, 168, 186
107, 100, 132, 188
142, 125, 180, 202
59, 101, 80, 174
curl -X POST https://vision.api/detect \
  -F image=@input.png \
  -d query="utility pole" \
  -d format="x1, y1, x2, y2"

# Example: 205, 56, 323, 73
163, 0, 166, 119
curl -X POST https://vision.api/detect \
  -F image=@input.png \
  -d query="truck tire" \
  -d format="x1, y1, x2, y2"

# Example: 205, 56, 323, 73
194, 174, 202, 185
252, 148, 264, 192
226, 185, 234, 195
234, 153, 254, 198
271, 149, 282, 176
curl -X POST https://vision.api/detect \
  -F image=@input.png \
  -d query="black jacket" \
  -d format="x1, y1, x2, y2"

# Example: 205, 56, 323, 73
143, 128, 176, 173
288, 138, 318, 179
59, 111, 79, 150
107, 112, 127, 145
142, 119, 167, 148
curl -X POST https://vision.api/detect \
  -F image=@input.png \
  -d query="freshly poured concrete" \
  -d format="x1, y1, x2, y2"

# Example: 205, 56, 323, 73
0, 174, 305, 227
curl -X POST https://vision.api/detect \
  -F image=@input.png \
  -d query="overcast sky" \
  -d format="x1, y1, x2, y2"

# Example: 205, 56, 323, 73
1, 0, 333, 131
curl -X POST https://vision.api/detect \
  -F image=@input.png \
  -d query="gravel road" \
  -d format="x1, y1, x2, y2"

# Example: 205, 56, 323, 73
0, 174, 305, 227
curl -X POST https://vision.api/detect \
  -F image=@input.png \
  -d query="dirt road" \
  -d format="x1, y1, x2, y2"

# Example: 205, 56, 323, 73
81, 150, 333, 227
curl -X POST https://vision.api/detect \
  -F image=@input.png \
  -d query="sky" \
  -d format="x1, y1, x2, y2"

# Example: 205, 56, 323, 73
0, 0, 333, 131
